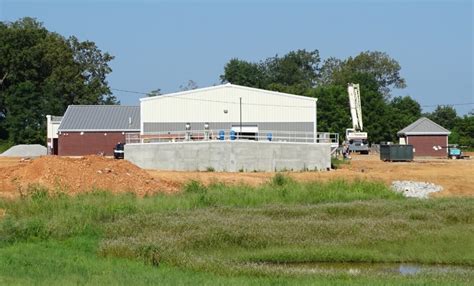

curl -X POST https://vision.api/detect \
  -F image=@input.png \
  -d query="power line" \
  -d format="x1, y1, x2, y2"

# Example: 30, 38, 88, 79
111, 87, 473, 109
111, 87, 316, 109
420, 102, 474, 107
111, 88, 148, 95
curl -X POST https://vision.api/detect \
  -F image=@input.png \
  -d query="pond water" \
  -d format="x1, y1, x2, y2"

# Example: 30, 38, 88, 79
246, 262, 473, 276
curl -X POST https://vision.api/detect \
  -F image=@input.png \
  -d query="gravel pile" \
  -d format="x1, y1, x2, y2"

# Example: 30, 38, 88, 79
0, 144, 47, 157
391, 181, 443, 198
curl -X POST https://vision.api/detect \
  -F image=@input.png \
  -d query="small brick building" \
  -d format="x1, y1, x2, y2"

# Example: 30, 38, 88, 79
397, 117, 450, 157
57, 105, 140, 156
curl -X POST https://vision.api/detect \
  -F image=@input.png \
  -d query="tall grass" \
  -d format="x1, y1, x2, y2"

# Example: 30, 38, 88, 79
0, 176, 473, 284
176, 177, 402, 209
1, 178, 400, 245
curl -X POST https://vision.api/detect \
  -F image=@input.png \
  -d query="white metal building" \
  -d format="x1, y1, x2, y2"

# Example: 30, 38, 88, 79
140, 83, 318, 142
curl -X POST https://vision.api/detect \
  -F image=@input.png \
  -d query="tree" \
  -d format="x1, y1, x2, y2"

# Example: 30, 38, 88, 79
426, 106, 474, 147
456, 115, 474, 147
179, 80, 198, 91
219, 49, 413, 144
220, 59, 267, 88
357, 79, 392, 143
307, 85, 350, 138
147, 88, 162, 97
321, 51, 406, 97
426, 105, 458, 130
319, 57, 343, 86
67, 36, 115, 104
264, 49, 320, 89
0, 17, 116, 144
220, 49, 320, 90
387, 96, 421, 142
4, 81, 43, 143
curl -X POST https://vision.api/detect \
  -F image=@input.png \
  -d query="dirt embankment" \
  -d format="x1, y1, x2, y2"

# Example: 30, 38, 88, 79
0, 154, 473, 198
0, 156, 179, 198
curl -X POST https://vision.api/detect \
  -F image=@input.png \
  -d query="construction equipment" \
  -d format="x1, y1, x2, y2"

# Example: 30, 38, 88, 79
447, 145, 468, 159
346, 83, 369, 154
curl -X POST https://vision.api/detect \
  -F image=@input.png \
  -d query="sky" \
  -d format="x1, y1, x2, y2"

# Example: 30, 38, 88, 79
1, 0, 473, 115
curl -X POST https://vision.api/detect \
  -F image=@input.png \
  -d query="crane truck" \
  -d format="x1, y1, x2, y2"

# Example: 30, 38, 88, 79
345, 83, 369, 154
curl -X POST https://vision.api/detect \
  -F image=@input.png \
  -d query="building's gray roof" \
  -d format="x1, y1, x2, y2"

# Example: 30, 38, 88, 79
58, 105, 140, 131
397, 117, 450, 136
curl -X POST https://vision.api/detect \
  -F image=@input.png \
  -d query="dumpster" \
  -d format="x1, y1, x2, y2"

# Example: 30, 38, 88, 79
380, 144, 413, 162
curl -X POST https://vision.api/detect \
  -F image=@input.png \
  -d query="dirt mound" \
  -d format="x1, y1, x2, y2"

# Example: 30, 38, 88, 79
0, 156, 179, 197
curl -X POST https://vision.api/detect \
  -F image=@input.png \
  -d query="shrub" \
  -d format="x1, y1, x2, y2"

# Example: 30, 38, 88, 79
271, 173, 290, 186
331, 157, 349, 169
184, 180, 208, 194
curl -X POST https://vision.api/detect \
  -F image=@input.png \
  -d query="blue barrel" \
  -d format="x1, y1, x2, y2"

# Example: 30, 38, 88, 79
230, 130, 236, 140
218, 130, 225, 140
267, 132, 273, 141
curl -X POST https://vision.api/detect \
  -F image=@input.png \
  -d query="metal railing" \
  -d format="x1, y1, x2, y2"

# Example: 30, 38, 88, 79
126, 130, 339, 147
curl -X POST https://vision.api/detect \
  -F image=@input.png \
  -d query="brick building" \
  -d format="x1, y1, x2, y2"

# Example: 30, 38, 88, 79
57, 105, 140, 156
397, 117, 450, 157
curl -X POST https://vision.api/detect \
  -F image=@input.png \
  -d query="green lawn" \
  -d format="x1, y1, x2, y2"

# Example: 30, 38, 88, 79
0, 177, 473, 285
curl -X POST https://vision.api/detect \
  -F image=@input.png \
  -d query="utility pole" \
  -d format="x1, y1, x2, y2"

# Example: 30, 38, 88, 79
239, 97, 242, 139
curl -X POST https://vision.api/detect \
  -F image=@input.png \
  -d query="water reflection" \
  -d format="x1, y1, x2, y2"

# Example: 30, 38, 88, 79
248, 262, 472, 276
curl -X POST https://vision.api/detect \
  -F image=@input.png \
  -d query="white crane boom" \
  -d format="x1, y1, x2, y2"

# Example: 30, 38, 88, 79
345, 83, 369, 154
347, 83, 363, 131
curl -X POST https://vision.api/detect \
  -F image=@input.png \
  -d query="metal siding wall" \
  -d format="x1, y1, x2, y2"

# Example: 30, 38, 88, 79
141, 86, 315, 126
143, 122, 314, 133
52, 123, 60, 139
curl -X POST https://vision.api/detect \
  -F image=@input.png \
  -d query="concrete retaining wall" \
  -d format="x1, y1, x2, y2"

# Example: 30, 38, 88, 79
125, 141, 331, 172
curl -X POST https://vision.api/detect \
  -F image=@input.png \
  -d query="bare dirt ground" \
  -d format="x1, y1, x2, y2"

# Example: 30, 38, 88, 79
0, 153, 473, 198
147, 154, 474, 197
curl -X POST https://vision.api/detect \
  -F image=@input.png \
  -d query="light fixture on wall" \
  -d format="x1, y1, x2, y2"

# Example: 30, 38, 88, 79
185, 123, 191, 141
204, 122, 210, 141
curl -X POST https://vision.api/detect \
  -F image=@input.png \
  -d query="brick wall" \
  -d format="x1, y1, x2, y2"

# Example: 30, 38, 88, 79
58, 132, 128, 156
406, 135, 448, 157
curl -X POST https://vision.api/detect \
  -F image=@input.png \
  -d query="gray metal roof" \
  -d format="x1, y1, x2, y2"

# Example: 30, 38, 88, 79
397, 117, 450, 136
58, 105, 140, 131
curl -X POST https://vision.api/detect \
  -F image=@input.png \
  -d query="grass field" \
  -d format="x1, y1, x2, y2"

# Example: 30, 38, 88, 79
0, 177, 473, 285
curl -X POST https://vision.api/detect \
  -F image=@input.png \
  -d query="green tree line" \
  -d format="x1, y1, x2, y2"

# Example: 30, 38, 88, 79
221, 50, 473, 146
1, 17, 472, 147
0, 18, 117, 146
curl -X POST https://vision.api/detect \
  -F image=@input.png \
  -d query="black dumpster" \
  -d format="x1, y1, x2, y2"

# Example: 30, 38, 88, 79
380, 144, 413, 162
